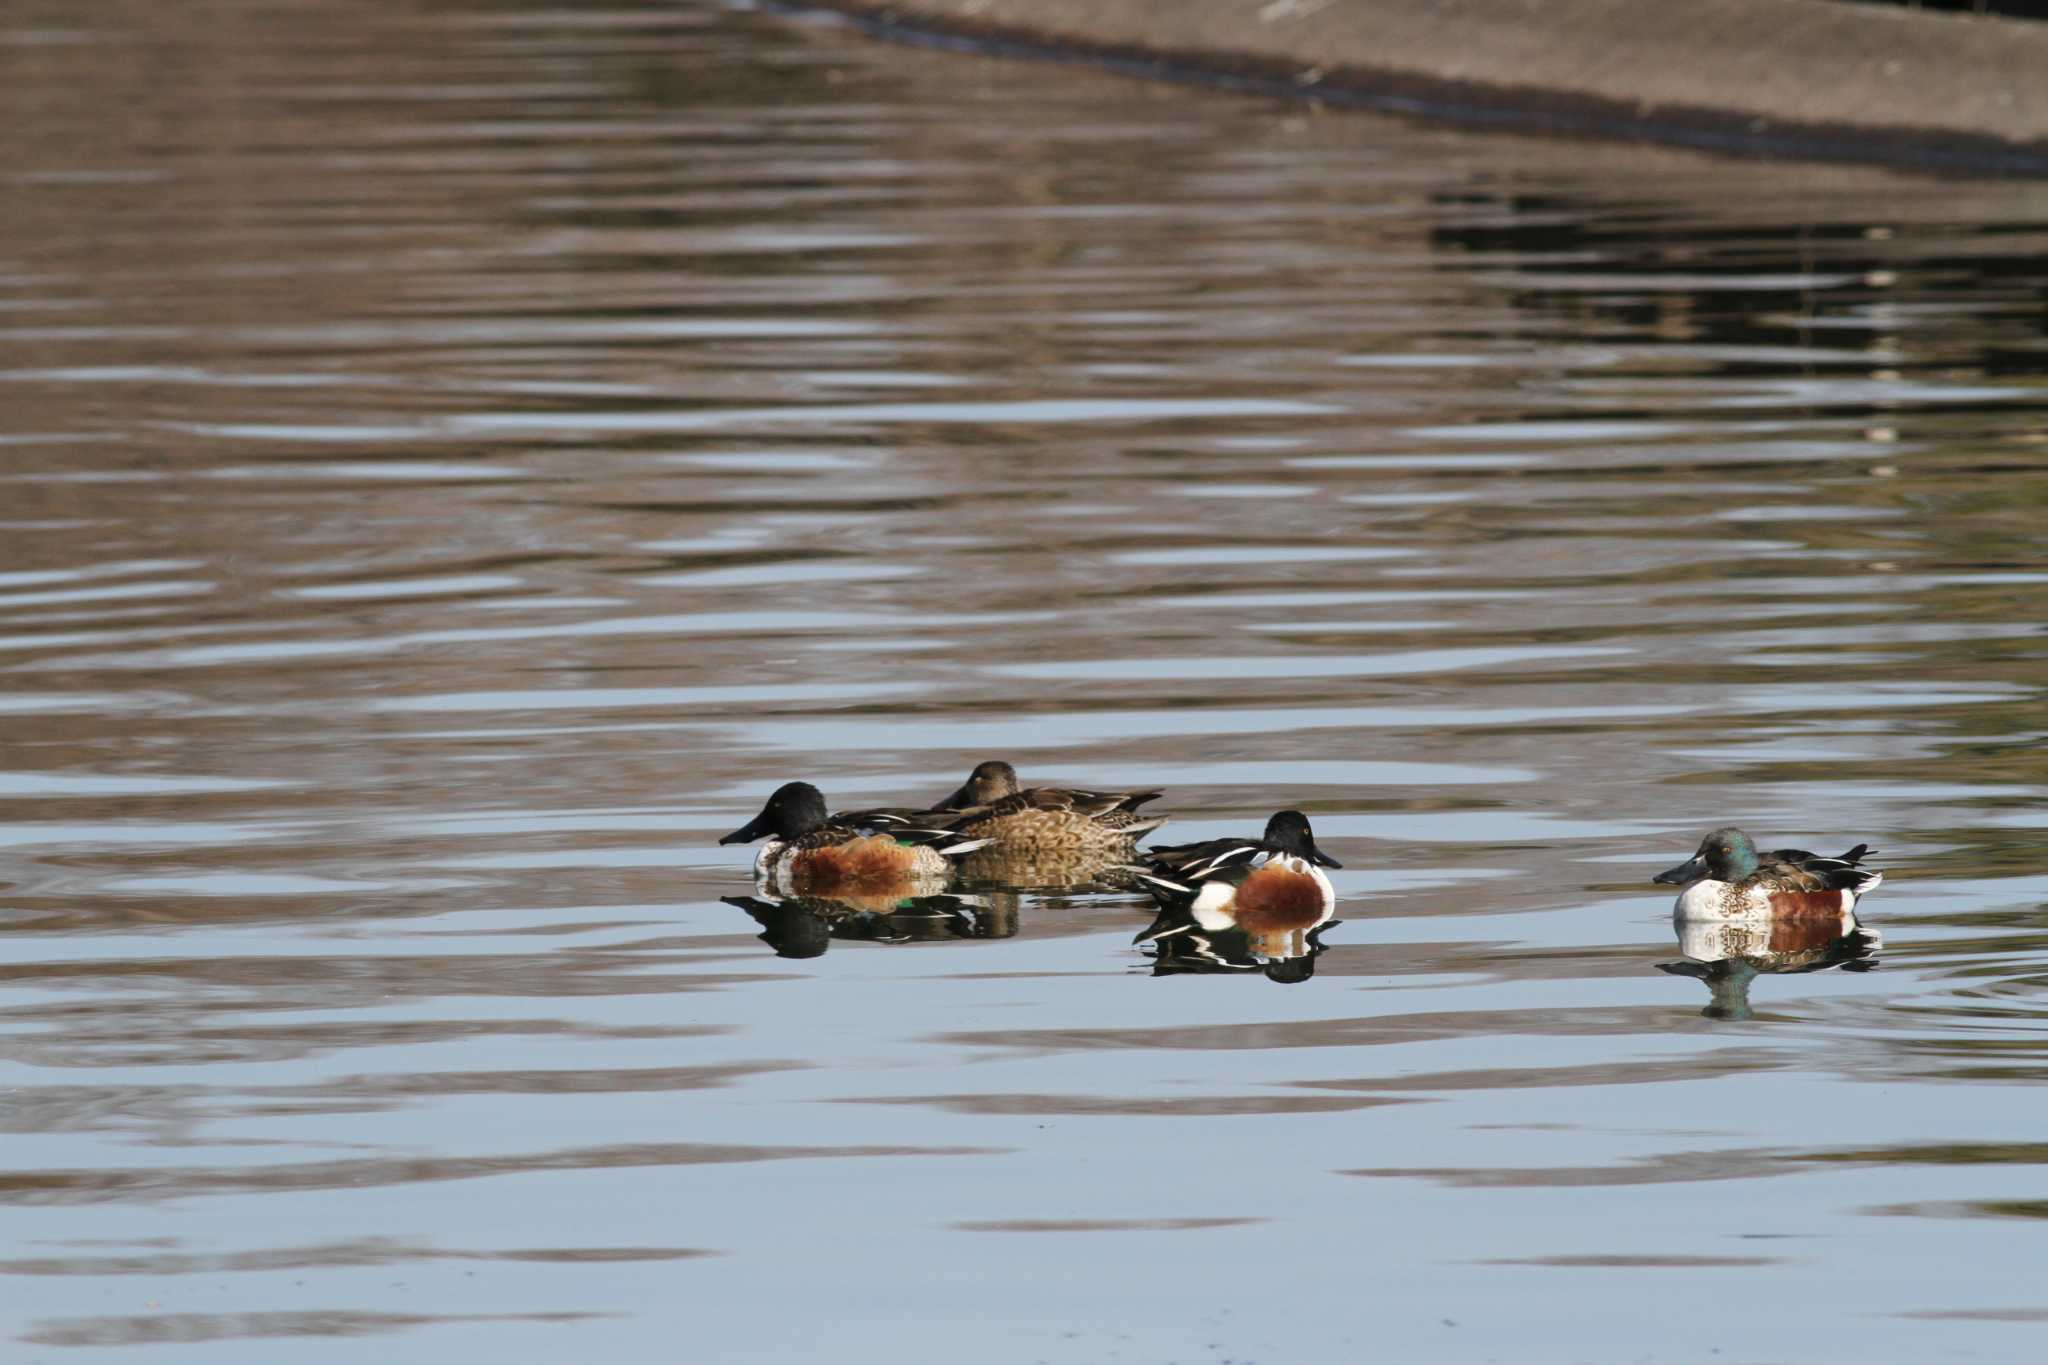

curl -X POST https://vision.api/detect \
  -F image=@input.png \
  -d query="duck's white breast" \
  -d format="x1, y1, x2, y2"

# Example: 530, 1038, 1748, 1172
1189, 878, 1239, 930
1674, 878, 1769, 917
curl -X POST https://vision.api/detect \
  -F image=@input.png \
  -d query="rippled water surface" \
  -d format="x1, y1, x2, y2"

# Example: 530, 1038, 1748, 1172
3, 1, 2047, 1359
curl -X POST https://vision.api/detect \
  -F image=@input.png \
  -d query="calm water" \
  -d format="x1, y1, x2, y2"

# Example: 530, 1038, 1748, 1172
2, 2, 2046, 1360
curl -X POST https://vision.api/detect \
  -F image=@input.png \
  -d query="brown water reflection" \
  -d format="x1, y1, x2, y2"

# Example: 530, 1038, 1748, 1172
2, 0, 2046, 1359
24, 1310, 611, 1349
3, 1239, 707, 1276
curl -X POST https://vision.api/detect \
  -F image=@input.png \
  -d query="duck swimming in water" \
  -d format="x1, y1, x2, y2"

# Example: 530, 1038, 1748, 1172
926, 760, 1169, 851
1653, 827, 1882, 917
721, 781, 989, 896
1132, 810, 1341, 946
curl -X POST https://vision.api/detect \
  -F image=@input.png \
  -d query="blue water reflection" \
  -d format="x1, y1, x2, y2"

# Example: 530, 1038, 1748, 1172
0, 0, 2045, 1359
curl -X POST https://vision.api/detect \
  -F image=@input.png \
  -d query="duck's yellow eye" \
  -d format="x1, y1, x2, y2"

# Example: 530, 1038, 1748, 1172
1718, 845, 1730, 854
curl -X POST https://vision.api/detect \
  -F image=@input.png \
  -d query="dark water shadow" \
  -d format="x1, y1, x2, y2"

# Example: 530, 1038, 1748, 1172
23, 1309, 613, 1348
1133, 910, 1341, 984
723, 890, 1016, 956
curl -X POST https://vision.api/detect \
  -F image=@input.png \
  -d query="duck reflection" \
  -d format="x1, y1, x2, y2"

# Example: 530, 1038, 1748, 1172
953, 844, 1145, 895
1659, 908, 1881, 1019
723, 891, 1016, 957
1133, 905, 1338, 983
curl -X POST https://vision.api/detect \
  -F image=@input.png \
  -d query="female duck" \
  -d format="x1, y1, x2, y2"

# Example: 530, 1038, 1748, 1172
929, 759, 1168, 851
720, 781, 989, 894
1653, 826, 1882, 916
1133, 810, 1342, 940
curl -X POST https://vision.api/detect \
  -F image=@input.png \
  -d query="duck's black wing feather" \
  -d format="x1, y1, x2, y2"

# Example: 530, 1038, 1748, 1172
811, 810, 987, 854
1765, 842, 1873, 867
1051, 786, 1163, 816
1760, 843, 1882, 893
1132, 840, 1264, 908
834, 805, 951, 831
1140, 836, 1264, 884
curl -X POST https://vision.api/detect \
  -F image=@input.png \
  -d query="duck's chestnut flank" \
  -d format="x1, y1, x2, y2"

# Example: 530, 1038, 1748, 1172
1764, 889, 1856, 917
789, 835, 928, 894
1228, 863, 1332, 934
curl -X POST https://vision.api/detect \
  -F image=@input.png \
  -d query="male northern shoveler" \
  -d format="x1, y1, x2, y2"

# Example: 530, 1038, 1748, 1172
926, 759, 1168, 851
1652, 826, 1883, 916
1131, 810, 1341, 949
720, 781, 989, 896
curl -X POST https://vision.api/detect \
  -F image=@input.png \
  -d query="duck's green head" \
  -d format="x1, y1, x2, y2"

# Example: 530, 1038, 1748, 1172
1263, 810, 1341, 869
1654, 827, 1760, 885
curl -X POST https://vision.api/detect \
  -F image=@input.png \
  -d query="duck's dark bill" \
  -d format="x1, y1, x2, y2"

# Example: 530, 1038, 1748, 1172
1308, 847, 1343, 869
719, 814, 768, 845
931, 778, 978, 810
1654, 856, 1704, 885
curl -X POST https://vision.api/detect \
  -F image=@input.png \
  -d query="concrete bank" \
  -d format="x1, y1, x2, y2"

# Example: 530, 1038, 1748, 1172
789, 0, 2048, 174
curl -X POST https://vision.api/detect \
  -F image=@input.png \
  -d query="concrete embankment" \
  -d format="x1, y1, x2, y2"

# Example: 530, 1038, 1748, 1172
793, 0, 2048, 174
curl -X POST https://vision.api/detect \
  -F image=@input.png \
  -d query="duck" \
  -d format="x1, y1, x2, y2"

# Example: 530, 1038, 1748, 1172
1652, 827, 1882, 916
1131, 810, 1342, 952
720, 781, 989, 896
930, 759, 1169, 850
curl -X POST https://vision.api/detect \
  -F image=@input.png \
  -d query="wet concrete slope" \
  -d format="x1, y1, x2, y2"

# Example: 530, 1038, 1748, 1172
800, 0, 2048, 172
